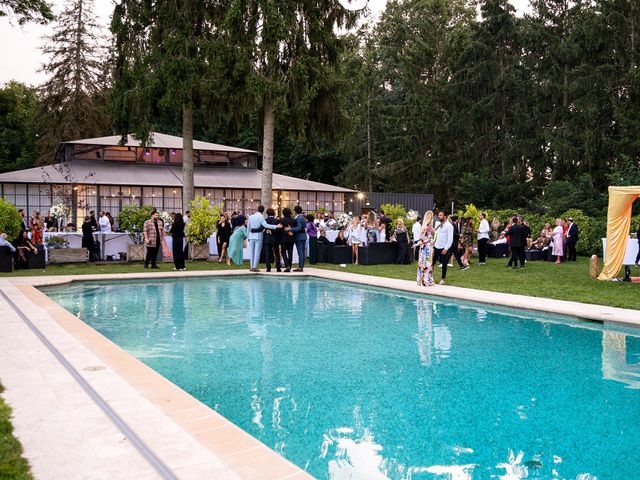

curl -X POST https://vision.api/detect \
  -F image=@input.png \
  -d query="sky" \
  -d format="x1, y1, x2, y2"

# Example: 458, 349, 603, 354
0, 0, 531, 86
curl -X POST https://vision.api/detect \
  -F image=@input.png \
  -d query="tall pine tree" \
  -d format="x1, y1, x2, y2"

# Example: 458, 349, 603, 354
226, 0, 359, 207
110, 0, 239, 213
37, 0, 109, 164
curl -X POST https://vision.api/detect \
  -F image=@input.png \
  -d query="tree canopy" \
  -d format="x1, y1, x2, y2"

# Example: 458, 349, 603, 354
2, 0, 640, 217
0, 0, 54, 25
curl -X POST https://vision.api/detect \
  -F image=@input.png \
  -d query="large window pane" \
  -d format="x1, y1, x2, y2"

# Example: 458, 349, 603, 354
76, 185, 97, 219
121, 186, 141, 209
163, 187, 182, 213
299, 191, 317, 212
244, 189, 260, 214
99, 185, 121, 217
224, 188, 243, 214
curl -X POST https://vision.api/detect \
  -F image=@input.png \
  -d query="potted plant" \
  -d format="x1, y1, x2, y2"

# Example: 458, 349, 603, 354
117, 205, 156, 261
186, 196, 222, 260
46, 235, 88, 263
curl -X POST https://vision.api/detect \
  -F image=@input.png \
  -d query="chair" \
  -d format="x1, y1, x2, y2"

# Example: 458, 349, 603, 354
28, 245, 46, 269
0, 246, 13, 272
525, 249, 542, 261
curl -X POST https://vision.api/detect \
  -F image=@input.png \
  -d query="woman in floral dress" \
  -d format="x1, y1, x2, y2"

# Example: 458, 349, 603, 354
461, 217, 475, 266
417, 211, 435, 287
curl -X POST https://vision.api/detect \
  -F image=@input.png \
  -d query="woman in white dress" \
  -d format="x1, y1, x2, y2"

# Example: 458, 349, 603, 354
347, 217, 363, 264
551, 218, 564, 264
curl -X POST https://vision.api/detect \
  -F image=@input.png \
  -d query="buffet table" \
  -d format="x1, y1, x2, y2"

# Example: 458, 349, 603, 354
43, 232, 133, 261
602, 237, 639, 265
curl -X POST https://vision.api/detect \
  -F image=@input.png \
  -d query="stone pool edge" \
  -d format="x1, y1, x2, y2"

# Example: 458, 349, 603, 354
17, 267, 640, 326
0, 268, 637, 479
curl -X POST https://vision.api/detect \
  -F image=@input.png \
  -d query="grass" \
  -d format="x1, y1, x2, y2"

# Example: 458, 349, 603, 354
1, 256, 638, 310
0, 383, 32, 480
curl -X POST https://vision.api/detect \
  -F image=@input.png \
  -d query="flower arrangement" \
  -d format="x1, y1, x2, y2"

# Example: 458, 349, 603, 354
50, 203, 69, 218
159, 211, 173, 232
46, 235, 69, 249
335, 213, 352, 230
406, 209, 418, 222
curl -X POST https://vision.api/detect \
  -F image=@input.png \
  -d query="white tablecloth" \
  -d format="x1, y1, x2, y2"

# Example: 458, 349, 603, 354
44, 232, 133, 260
602, 237, 639, 265
323, 228, 385, 245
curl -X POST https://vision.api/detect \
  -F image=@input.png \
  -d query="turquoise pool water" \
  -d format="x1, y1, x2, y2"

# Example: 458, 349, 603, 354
42, 277, 640, 479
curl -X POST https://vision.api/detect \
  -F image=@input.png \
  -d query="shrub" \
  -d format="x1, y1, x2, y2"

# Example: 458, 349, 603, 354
561, 208, 602, 256
526, 213, 556, 240
186, 196, 222, 245
117, 205, 156, 244
0, 198, 22, 239
380, 203, 415, 235
457, 204, 482, 229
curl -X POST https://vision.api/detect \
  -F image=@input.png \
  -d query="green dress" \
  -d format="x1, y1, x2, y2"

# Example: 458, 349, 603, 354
227, 226, 247, 265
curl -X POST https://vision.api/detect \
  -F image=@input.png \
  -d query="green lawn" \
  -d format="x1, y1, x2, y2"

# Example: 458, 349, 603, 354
317, 257, 640, 310
1, 257, 638, 310
0, 383, 32, 480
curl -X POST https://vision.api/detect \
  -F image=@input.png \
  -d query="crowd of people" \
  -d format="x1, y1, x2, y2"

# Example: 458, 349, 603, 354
4, 203, 640, 274
413, 212, 583, 286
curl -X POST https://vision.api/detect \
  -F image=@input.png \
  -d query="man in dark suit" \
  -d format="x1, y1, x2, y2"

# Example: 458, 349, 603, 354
449, 215, 468, 270
566, 218, 579, 261
379, 209, 391, 241
291, 205, 307, 272
505, 216, 526, 269
262, 208, 281, 272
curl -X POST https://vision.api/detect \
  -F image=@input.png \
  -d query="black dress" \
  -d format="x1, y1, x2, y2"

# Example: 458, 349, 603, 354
216, 221, 232, 251
81, 222, 95, 261
395, 230, 409, 264
335, 236, 348, 246
170, 219, 185, 269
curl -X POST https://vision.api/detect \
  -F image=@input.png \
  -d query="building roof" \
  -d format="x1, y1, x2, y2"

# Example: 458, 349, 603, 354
0, 162, 354, 193
63, 132, 257, 154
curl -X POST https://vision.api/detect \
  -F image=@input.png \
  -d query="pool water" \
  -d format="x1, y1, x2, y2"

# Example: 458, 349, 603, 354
42, 277, 640, 480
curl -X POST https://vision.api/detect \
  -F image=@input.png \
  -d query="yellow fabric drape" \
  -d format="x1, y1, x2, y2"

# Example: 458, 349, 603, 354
598, 186, 640, 280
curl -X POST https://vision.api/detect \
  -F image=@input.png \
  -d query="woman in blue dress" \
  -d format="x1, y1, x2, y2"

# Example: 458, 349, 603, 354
227, 215, 247, 266
417, 211, 435, 287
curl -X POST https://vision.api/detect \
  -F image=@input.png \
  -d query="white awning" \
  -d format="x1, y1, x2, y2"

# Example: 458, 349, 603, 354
0, 162, 354, 193
64, 132, 257, 154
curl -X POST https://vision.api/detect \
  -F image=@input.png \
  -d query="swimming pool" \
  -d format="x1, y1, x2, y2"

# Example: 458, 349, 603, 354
42, 276, 640, 479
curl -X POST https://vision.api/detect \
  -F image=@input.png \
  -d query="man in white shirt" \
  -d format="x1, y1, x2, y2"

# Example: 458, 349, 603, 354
477, 212, 490, 264
412, 216, 422, 261
432, 211, 454, 285
98, 211, 112, 233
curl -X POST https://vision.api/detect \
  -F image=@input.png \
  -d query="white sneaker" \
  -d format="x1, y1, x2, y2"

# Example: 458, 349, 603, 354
439, 279, 445, 285
447, 264, 453, 267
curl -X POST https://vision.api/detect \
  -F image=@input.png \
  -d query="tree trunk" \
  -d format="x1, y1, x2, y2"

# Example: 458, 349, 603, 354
261, 98, 275, 208
182, 102, 194, 214
367, 98, 372, 192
